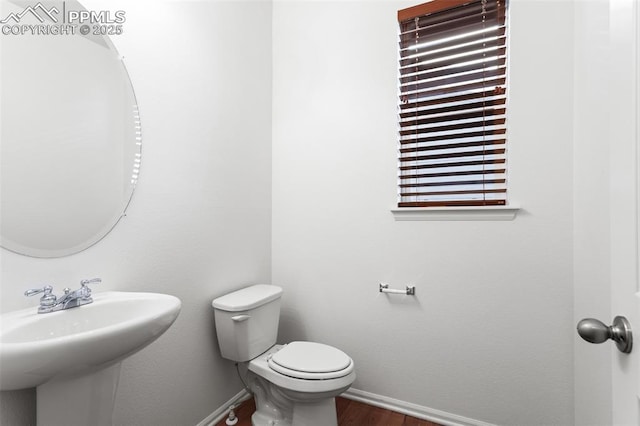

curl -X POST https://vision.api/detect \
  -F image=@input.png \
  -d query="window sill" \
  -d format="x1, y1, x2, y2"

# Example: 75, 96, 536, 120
391, 205, 520, 221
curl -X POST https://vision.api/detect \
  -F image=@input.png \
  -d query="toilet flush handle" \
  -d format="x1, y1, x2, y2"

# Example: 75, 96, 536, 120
231, 314, 250, 322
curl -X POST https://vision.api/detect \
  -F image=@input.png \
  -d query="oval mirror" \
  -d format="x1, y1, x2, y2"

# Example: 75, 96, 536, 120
0, 1, 141, 258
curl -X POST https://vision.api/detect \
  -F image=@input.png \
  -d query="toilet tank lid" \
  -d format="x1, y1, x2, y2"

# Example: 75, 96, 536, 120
212, 284, 283, 312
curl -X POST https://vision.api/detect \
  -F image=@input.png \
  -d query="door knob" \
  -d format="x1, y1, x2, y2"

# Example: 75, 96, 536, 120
577, 316, 632, 354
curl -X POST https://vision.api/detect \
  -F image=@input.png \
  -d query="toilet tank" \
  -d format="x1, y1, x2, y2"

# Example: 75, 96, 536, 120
211, 284, 283, 362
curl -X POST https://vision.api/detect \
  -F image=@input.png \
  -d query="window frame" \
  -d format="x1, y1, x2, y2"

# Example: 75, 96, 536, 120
395, 0, 513, 212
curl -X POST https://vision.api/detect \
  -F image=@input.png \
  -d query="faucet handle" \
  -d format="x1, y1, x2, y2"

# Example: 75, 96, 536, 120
80, 278, 101, 287
24, 285, 57, 307
24, 285, 53, 297
79, 278, 101, 298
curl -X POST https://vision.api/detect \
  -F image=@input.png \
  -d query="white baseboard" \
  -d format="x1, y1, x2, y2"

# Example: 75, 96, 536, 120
196, 387, 495, 426
342, 388, 497, 426
196, 389, 252, 426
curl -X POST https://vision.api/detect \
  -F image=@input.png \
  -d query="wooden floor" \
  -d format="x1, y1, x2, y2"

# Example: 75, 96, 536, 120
215, 396, 442, 426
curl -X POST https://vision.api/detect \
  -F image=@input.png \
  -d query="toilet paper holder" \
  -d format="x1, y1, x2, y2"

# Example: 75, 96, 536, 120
379, 283, 415, 295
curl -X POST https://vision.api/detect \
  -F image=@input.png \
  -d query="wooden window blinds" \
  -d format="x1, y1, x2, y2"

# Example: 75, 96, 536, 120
397, 0, 508, 207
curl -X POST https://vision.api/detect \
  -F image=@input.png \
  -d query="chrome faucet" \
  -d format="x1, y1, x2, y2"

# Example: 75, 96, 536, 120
25, 278, 101, 314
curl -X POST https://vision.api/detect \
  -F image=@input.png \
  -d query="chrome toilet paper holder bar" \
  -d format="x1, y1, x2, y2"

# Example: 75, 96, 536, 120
379, 283, 415, 295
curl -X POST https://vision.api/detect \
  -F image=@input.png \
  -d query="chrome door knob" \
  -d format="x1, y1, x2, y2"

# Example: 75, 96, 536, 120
577, 316, 632, 354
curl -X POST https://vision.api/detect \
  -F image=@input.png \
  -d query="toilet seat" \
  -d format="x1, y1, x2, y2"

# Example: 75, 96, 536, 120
268, 341, 354, 380
249, 344, 356, 394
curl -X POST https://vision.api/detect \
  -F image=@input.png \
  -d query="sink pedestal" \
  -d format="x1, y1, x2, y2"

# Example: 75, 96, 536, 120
37, 362, 122, 426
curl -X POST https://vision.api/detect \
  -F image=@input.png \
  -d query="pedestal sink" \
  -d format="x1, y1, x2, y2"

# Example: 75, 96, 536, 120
0, 291, 181, 426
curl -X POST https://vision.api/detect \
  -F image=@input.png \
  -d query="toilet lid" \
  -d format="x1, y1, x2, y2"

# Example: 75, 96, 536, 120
268, 341, 353, 380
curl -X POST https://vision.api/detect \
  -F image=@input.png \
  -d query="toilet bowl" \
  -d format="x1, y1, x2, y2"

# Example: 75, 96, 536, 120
248, 343, 355, 425
212, 285, 356, 426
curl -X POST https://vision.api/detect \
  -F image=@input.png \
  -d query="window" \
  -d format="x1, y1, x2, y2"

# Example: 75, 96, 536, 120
397, 0, 508, 208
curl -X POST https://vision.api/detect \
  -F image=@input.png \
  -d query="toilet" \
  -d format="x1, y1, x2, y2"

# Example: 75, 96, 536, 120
212, 284, 355, 426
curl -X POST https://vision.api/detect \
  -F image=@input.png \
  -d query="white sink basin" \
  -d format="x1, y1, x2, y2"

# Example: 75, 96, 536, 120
0, 291, 181, 391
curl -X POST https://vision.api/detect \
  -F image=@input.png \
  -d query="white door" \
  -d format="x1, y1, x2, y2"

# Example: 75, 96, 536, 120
574, 0, 639, 424
609, 0, 639, 424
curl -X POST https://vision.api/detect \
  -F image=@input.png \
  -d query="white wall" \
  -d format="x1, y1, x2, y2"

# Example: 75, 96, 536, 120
1, 1, 589, 425
0, 1, 272, 425
572, 0, 613, 424
272, 1, 575, 425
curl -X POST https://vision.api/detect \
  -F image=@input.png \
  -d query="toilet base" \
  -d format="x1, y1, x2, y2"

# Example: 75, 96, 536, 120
251, 396, 337, 426
249, 373, 339, 426
291, 398, 337, 426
